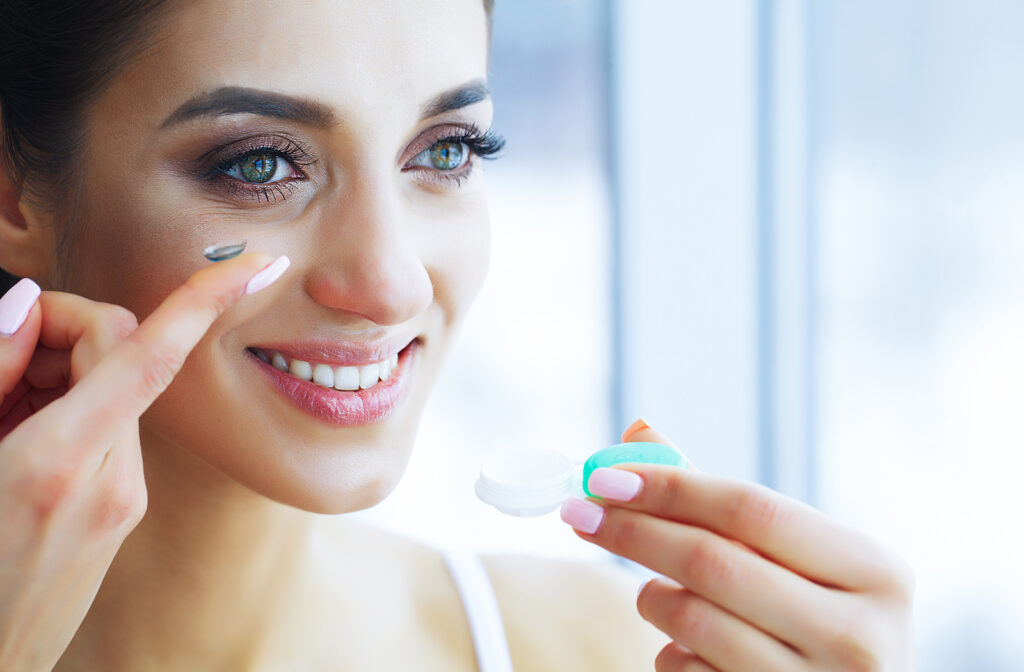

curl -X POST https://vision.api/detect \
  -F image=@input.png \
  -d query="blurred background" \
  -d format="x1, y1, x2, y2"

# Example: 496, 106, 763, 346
358, 1, 1024, 669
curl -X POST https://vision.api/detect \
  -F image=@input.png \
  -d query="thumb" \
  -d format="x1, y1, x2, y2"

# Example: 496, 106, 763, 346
620, 417, 675, 447
620, 418, 698, 471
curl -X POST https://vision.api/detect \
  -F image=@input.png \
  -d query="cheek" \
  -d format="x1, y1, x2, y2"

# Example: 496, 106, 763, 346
63, 171, 303, 321
62, 178, 210, 317
425, 198, 491, 324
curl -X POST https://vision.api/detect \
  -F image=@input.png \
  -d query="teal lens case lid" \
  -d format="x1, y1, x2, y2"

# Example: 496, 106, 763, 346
582, 442, 690, 496
476, 442, 690, 517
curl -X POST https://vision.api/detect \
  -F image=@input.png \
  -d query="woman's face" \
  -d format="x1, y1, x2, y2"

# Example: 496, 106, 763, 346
61, 0, 494, 512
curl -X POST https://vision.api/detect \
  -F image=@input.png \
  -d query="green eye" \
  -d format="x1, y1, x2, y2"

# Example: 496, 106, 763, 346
239, 152, 277, 183
429, 141, 465, 170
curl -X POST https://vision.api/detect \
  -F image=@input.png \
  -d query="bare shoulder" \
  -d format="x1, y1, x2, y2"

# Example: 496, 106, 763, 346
483, 554, 666, 672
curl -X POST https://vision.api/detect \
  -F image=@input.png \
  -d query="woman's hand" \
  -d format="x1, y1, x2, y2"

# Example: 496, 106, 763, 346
561, 423, 914, 672
0, 253, 288, 672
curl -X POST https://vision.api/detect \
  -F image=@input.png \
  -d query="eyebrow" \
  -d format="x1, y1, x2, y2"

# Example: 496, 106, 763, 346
418, 79, 490, 119
160, 79, 491, 129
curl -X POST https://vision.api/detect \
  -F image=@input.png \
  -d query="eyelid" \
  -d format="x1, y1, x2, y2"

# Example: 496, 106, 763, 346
195, 133, 317, 176
401, 123, 480, 167
192, 134, 316, 204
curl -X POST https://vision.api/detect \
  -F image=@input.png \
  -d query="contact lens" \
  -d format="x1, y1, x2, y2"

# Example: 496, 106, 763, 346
431, 142, 464, 170
240, 153, 276, 183
203, 241, 247, 262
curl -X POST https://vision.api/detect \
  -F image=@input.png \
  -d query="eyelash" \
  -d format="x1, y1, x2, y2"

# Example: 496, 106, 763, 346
204, 124, 506, 202
404, 123, 507, 188
201, 136, 316, 203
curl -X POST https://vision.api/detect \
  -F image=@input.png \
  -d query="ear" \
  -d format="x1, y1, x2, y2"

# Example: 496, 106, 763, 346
0, 153, 56, 281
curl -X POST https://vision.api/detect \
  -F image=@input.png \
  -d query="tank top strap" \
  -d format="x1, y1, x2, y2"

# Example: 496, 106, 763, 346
441, 549, 515, 672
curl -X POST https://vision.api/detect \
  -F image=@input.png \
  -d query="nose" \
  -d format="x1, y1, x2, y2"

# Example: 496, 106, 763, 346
304, 175, 433, 326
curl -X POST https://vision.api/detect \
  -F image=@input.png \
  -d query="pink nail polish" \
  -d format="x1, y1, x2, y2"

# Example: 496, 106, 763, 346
588, 468, 643, 501
244, 256, 290, 295
0, 278, 41, 336
560, 498, 605, 535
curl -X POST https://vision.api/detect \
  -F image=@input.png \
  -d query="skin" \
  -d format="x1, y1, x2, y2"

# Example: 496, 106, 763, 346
0, 0, 913, 669
568, 425, 915, 671
1, 0, 662, 669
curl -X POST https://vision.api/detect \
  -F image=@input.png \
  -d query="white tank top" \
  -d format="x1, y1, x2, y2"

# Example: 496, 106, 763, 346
442, 550, 515, 672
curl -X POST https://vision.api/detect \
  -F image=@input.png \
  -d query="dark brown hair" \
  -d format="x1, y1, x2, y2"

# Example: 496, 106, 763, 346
0, 0, 495, 292
0, 0, 175, 291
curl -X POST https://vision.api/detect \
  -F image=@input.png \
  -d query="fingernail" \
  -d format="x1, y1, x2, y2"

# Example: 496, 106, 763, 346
560, 498, 605, 535
588, 467, 644, 501
244, 256, 290, 295
0, 278, 41, 336
621, 418, 651, 442
637, 577, 653, 597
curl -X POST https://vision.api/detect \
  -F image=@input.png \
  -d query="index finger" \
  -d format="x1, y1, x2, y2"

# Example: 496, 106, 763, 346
601, 462, 902, 591
61, 253, 289, 429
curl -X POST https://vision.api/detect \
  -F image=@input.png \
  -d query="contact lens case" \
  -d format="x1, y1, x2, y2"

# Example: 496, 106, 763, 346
475, 442, 688, 517
581, 442, 689, 496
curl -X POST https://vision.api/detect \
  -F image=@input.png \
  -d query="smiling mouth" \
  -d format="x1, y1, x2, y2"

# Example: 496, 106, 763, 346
246, 340, 419, 392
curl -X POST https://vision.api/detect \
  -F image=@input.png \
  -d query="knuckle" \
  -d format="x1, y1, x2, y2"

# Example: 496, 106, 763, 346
135, 343, 187, 399
656, 470, 686, 514
654, 643, 688, 672
653, 643, 674, 672
681, 537, 735, 588
605, 511, 640, 552
877, 554, 916, 603
727, 484, 784, 537
11, 456, 87, 526
96, 472, 148, 531
666, 593, 710, 642
826, 618, 882, 672
102, 304, 139, 339
183, 273, 233, 321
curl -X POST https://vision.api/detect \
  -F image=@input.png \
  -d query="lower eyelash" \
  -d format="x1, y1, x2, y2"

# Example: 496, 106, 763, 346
436, 161, 475, 187
217, 177, 301, 203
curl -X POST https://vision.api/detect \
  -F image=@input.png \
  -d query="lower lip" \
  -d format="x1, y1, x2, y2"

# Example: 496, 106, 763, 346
249, 342, 419, 426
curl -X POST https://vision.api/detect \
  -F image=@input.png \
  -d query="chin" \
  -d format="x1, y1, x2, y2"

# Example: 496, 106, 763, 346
240, 430, 420, 514
139, 348, 436, 516
137, 309, 454, 515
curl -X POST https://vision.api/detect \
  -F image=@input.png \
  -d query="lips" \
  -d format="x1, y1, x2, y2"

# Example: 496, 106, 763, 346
248, 339, 419, 426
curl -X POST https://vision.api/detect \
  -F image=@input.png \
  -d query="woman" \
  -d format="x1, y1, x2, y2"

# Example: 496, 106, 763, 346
0, 0, 914, 670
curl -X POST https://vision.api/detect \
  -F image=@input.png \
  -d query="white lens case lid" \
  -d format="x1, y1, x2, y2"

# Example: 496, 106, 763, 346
475, 449, 581, 517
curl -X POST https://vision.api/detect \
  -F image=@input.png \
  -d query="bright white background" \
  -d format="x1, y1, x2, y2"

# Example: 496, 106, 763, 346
359, 1, 1024, 669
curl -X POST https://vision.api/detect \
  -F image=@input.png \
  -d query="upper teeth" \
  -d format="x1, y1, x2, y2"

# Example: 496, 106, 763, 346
263, 351, 399, 390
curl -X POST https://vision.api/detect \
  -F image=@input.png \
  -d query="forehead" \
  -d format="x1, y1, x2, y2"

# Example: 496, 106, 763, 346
111, 0, 489, 132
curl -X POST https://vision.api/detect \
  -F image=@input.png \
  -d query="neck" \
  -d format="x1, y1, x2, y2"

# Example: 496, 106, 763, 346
63, 428, 316, 671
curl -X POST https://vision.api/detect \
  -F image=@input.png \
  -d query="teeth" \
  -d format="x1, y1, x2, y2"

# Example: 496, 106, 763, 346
380, 353, 399, 380
334, 366, 360, 391
260, 349, 401, 390
312, 364, 334, 388
288, 359, 313, 381
359, 363, 380, 389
